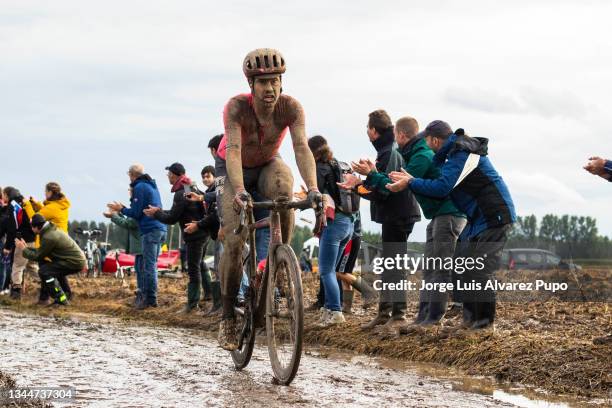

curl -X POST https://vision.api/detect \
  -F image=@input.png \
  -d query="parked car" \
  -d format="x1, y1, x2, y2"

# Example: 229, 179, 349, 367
501, 248, 582, 271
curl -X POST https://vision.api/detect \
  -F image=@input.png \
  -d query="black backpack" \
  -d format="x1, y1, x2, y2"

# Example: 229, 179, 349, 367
330, 159, 361, 214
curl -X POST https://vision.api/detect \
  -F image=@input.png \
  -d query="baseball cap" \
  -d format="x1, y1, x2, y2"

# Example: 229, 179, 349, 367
165, 162, 186, 176
31, 214, 46, 228
416, 120, 453, 139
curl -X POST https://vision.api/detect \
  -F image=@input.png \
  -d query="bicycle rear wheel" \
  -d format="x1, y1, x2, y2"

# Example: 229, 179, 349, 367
266, 244, 304, 385
231, 291, 256, 369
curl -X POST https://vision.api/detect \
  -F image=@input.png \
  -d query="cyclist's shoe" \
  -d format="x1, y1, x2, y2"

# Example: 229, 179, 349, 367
218, 318, 239, 351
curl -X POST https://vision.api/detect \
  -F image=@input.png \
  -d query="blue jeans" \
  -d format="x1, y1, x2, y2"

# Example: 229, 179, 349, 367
134, 254, 144, 296
141, 230, 166, 305
319, 213, 353, 312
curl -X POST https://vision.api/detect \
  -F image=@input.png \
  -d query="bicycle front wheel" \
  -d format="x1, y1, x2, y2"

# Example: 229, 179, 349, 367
266, 244, 304, 385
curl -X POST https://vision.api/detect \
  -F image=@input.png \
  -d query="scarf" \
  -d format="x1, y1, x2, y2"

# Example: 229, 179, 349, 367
171, 175, 193, 193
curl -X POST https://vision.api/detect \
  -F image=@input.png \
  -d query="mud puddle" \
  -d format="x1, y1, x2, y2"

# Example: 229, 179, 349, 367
0, 309, 600, 407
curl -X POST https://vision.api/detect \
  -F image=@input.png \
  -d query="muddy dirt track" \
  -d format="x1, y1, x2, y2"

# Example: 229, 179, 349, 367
0, 269, 610, 407
0, 309, 589, 408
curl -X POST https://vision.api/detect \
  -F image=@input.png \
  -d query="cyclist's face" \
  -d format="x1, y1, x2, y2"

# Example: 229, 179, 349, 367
253, 75, 281, 106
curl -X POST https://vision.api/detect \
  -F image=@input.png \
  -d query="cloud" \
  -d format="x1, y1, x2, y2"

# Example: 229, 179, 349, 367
444, 86, 588, 119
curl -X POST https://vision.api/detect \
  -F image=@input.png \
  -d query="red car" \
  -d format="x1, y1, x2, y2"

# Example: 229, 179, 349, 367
102, 249, 181, 274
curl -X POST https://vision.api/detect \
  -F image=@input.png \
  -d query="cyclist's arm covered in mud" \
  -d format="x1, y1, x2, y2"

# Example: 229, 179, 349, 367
223, 99, 247, 193
288, 99, 318, 192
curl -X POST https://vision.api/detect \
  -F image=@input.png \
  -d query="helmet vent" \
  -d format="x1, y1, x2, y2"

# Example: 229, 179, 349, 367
255, 56, 261, 68
272, 55, 278, 67
264, 55, 270, 68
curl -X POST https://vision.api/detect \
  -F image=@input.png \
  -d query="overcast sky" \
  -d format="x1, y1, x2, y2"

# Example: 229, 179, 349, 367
1, 0, 611, 241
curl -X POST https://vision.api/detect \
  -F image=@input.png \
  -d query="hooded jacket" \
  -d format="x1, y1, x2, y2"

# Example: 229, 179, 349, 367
1, 199, 35, 251
22, 223, 86, 271
121, 174, 167, 235
409, 131, 516, 238
24, 196, 71, 232
362, 128, 421, 226
365, 137, 465, 220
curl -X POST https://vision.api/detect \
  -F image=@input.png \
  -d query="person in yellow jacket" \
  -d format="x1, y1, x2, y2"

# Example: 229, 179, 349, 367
22, 182, 71, 304
23, 182, 70, 233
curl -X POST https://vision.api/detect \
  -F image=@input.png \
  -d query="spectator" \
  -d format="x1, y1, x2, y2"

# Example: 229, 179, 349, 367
388, 122, 516, 330
584, 156, 612, 181
358, 110, 421, 332
1, 187, 36, 300
208, 134, 223, 159
108, 163, 167, 310
334, 213, 378, 313
23, 182, 71, 232
299, 247, 312, 273
103, 187, 143, 307
17, 214, 85, 306
0, 191, 9, 295
347, 117, 467, 329
143, 162, 208, 313
185, 165, 222, 314
307, 135, 354, 327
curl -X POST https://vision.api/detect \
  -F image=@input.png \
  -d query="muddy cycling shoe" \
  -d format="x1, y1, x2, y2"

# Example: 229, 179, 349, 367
360, 313, 390, 331
218, 318, 239, 351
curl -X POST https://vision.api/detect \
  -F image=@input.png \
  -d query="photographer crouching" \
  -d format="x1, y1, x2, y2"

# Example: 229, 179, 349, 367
15, 214, 86, 306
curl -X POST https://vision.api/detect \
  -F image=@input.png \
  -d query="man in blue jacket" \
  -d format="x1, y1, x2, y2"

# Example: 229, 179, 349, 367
387, 121, 516, 330
109, 163, 167, 309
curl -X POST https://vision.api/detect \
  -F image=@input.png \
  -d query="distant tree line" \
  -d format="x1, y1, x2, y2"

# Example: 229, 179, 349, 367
508, 214, 612, 259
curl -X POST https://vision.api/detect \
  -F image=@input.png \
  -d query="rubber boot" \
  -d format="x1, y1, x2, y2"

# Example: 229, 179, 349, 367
201, 267, 212, 301
472, 301, 496, 330
207, 281, 222, 315
181, 281, 201, 313
351, 277, 377, 309
422, 300, 448, 325
342, 290, 354, 315
44, 278, 68, 305
9, 285, 22, 301
462, 302, 477, 328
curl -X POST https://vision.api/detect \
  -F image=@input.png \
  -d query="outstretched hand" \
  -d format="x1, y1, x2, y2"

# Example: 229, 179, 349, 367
351, 158, 376, 176
107, 201, 123, 212
385, 168, 414, 192
583, 156, 607, 176
337, 173, 363, 190
184, 192, 204, 202
143, 205, 160, 217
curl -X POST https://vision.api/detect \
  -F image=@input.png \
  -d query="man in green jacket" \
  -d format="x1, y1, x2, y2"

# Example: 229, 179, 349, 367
342, 117, 467, 331
15, 214, 86, 306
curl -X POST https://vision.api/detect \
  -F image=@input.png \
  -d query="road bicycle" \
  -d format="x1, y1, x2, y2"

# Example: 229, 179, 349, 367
230, 195, 323, 385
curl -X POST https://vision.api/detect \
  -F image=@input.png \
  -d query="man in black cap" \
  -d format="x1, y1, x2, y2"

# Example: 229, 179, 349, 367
144, 162, 209, 313
16, 214, 86, 306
